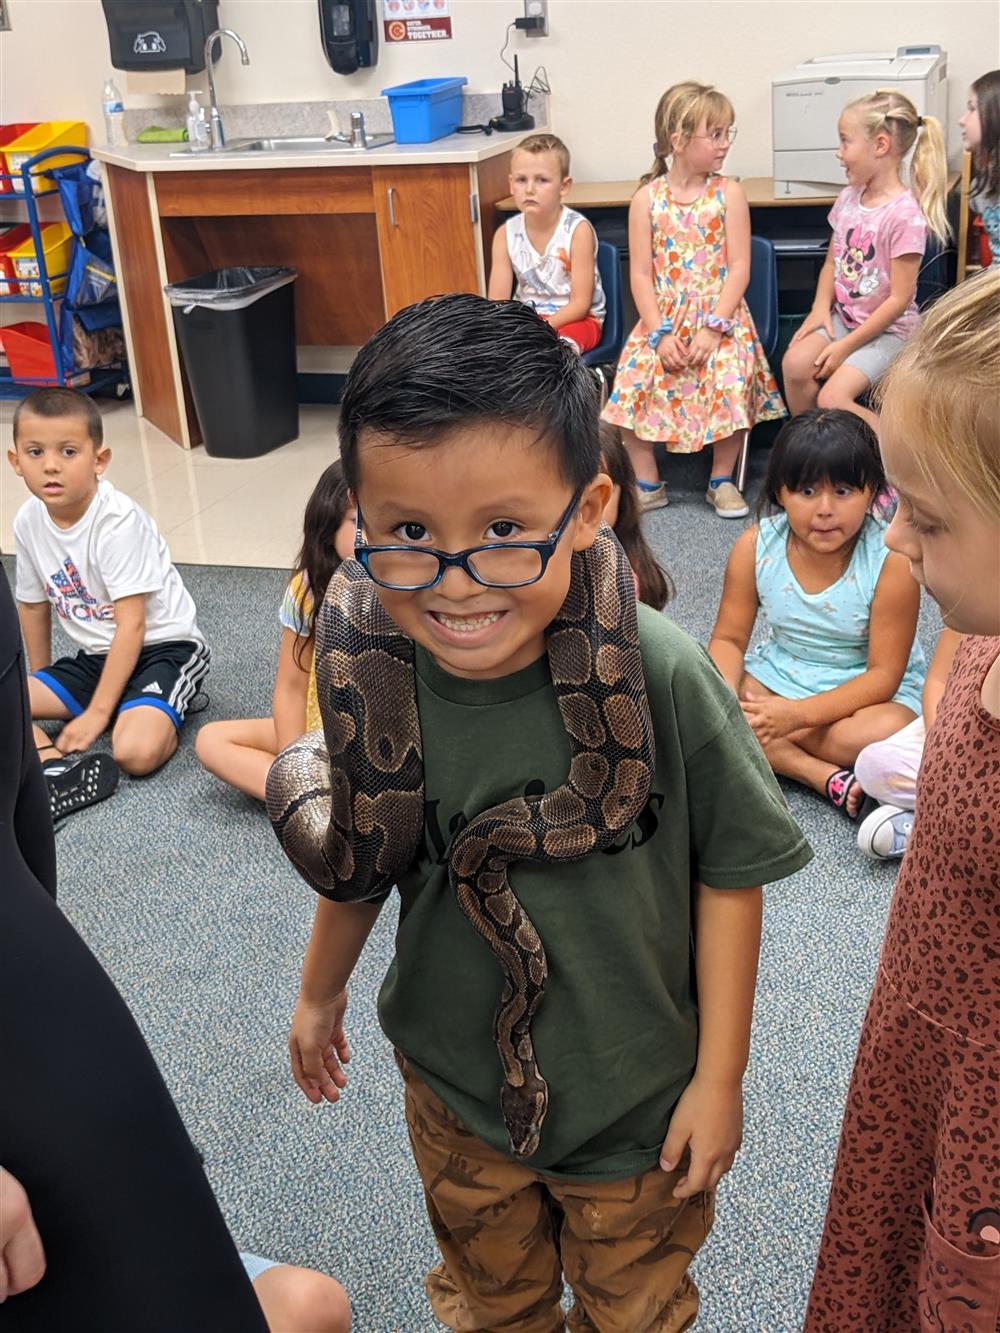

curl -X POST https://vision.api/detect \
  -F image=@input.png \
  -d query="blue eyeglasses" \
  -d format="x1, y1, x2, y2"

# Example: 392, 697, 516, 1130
354, 488, 583, 590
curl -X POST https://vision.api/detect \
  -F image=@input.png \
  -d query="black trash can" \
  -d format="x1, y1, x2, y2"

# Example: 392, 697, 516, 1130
165, 266, 298, 458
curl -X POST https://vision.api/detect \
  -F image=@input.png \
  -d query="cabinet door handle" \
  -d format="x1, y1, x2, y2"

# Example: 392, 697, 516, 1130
469, 193, 479, 224
387, 186, 398, 228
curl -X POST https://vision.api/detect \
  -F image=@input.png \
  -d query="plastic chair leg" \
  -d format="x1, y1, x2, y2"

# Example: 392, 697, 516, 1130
735, 429, 750, 492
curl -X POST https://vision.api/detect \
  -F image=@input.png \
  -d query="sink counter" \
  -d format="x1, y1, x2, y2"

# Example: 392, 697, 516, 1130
99, 124, 534, 449
95, 127, 535, 173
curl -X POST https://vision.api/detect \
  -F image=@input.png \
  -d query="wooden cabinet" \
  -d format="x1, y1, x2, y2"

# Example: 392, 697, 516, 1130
104, 148, 516, 447
373, 163, 480, 316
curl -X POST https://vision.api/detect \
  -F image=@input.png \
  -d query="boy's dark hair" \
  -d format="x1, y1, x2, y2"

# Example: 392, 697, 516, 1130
757, 408, 885, 516
290, 458, 352, 668
598, 423, 673, 610
338, 293, 601, 493
13, 387, 103, 447
971, 69, 1000, 199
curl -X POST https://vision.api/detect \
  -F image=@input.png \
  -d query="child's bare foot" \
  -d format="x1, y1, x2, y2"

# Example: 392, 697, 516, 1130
825, 767, 865, 819
845, 778, 866, 819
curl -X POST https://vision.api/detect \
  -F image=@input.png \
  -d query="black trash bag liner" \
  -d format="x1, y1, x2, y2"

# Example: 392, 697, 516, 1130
164, 266, 296, 311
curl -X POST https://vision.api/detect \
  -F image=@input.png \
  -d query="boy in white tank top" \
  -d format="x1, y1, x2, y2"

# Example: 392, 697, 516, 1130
488, 133, 605, 353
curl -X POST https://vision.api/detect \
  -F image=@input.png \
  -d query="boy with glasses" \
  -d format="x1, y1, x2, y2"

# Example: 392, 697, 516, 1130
272, 294, 811, 1331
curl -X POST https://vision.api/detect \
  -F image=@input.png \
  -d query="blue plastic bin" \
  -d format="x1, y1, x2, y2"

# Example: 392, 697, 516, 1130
382, 77, 468, 144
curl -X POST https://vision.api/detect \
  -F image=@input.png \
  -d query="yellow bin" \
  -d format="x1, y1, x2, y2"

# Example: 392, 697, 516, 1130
10, 222, 74, 296
5, 121, 88, 193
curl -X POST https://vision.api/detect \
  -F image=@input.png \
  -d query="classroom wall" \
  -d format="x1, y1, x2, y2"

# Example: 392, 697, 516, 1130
1, 0, 996, 180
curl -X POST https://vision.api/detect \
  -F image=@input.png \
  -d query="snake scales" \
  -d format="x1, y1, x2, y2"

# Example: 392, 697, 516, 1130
266, 524, 655, 1158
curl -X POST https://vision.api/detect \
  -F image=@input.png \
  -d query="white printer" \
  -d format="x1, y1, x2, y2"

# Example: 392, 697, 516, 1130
772, 46, 948, 197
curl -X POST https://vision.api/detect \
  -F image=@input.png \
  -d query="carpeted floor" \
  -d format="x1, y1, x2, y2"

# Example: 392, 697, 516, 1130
10, 455, 943, 1332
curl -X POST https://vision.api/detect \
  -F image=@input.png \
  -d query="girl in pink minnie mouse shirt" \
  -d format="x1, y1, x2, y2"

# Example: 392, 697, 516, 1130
783, 87, 949, 432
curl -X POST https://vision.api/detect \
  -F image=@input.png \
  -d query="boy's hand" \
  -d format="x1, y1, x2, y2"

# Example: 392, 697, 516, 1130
659, 1074, 743, 1199
740, 695, 802, 747
56, 706, 111, 755
656, 335, 687, 373
790, 307, 834, 345
687, 327, 722, 368
812, 337, 848, 379
289, 988, 351, 1105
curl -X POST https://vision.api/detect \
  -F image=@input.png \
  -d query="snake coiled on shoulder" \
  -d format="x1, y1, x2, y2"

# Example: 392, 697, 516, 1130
267, 524, 654, 1158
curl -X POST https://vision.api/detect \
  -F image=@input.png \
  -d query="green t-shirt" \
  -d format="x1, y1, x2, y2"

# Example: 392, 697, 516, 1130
378, 604, 813, 1180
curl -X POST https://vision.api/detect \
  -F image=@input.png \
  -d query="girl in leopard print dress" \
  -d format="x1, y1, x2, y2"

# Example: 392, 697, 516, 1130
806, 268, 1000, 1329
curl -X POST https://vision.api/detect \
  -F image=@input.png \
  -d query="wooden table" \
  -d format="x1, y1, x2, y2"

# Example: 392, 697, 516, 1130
496, 177, 842, 212
497, 174, 959, 212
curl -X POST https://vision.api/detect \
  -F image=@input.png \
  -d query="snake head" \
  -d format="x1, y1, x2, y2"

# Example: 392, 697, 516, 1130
501, 1078, 548, 1159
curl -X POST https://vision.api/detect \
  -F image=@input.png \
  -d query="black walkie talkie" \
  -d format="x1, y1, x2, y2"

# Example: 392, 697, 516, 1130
491, 55, 535, 132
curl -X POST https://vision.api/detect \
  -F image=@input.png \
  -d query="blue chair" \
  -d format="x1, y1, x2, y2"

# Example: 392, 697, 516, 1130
582, 241, 624, 400
916, 234, 950, 308
737, 235, 779, 491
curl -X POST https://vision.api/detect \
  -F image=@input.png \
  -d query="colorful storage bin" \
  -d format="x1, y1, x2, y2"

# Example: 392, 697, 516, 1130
381, 78, 467, 143
0, 223, 33, 296
9, 222, 74, 297
0, 123, 39, 194
0, 322, 91, 386
5, 122, 88, 193
0, 322, 58, 381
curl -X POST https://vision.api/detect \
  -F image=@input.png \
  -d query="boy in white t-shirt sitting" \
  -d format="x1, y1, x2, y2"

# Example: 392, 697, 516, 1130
487, 133, 606, 353
8, 388, 209, 820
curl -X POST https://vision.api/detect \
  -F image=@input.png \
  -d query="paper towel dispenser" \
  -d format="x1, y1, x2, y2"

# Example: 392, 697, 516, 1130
102, 0, 221, 74
319, 0, 378, 75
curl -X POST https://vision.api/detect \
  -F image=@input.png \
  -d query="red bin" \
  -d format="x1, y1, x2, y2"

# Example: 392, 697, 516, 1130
0, 223, 33, 295
0, 123, 39, 195
0, 322, 58, 382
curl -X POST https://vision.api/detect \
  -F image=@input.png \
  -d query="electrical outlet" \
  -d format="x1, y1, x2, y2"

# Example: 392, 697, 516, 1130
522, 0, 547, 36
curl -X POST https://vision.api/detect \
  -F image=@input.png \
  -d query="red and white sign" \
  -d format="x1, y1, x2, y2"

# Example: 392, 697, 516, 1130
384, 0, 451, 41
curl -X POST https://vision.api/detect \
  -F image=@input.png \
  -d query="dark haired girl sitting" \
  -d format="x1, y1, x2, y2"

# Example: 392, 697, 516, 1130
196, 461, 356, 801
707, 408, 926, 814
599, 425, 673, 610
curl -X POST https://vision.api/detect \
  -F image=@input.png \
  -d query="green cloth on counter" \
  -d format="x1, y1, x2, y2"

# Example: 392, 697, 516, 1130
137, 126, 188, 143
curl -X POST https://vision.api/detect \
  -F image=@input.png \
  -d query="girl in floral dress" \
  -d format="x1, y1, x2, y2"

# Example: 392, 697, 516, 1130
603, 82, 785, 517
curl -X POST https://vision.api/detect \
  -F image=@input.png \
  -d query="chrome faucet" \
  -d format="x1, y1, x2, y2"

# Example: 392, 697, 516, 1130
349, 112, 368, 148
204, 28, 250, 149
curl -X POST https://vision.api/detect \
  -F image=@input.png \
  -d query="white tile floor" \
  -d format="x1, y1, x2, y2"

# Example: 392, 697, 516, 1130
1, 399, 341, 568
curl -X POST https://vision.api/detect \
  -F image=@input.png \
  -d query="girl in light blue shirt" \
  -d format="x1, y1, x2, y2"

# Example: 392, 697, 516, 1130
709, 408, 925, 816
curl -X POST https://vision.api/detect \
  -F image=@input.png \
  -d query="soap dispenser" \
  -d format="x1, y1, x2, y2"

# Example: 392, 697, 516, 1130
186, 91, 209, 150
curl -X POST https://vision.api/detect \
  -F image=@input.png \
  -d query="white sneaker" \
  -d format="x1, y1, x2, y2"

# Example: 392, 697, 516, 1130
706, 481, 749, 518
857, 803, 914, 860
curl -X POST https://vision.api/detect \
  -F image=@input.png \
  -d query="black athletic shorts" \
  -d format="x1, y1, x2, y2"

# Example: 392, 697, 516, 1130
33, 639, 210, 731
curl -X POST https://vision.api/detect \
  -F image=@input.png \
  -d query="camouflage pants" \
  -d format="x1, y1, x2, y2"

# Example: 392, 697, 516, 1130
398, 1056, 714, 1333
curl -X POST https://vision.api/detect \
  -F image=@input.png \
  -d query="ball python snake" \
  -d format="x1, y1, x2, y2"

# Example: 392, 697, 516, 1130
266, 524, 655, 1158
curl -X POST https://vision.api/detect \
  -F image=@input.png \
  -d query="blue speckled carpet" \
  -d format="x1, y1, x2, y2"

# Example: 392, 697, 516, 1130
12, 453, 942, 1332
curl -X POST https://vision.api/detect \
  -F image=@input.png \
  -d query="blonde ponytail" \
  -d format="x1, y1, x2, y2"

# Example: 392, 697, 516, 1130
846, 88, 951, 245
641, 150, 669, 186
909, 113, 950, 246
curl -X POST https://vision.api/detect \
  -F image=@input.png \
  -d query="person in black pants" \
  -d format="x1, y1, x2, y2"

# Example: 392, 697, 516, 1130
0, 566, 267, 1332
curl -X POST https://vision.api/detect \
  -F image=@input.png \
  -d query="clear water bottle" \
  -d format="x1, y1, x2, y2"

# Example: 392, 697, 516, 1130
102, 77, 126, 148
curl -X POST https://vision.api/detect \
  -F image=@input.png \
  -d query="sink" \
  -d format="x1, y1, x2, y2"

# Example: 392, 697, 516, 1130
170, 133, 394, 158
